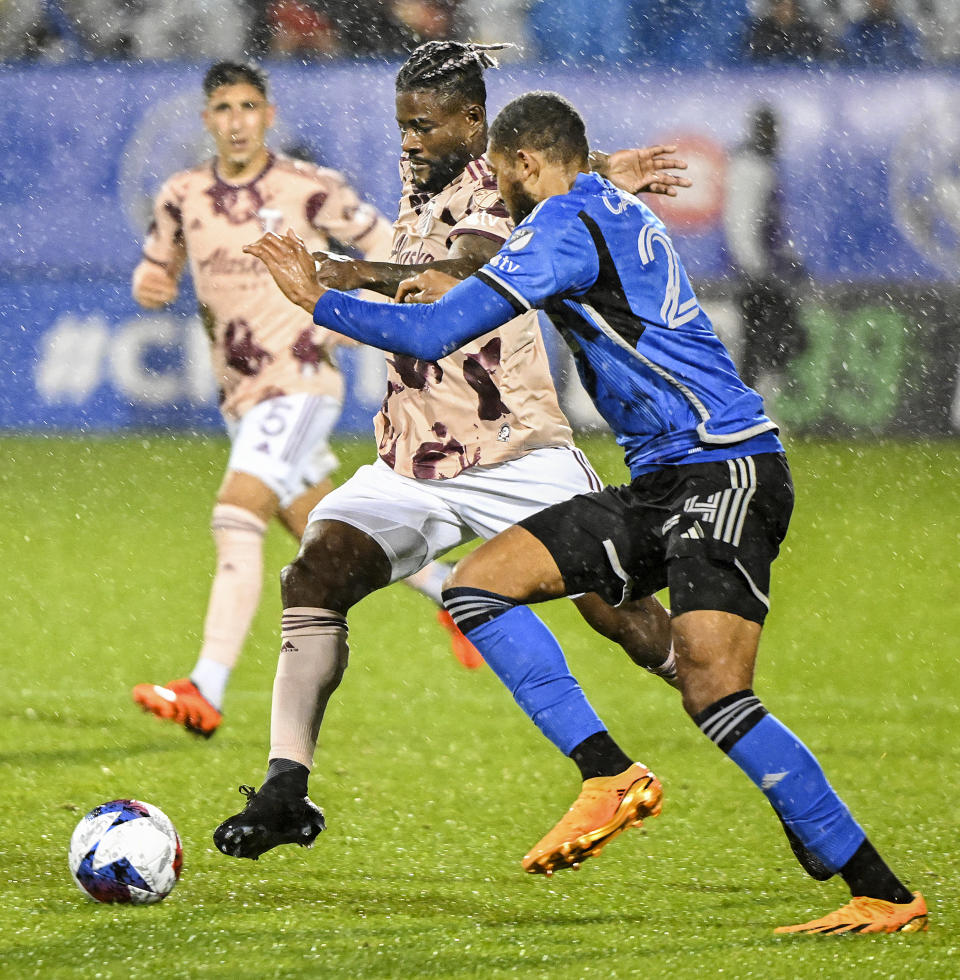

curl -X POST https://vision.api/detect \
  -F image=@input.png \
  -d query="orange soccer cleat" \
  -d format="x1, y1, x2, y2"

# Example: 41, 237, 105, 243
132, 678, 222, 738
522, 762, 662, 875
774, 892, 929, 935
436, 609, 484, 669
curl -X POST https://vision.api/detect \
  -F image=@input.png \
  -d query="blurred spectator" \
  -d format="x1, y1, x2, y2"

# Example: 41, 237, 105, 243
59, 0, 249, 59
744, 0, 828, 62
723, 105, 807, 389
392, 0, 459, 43
266, 0, 340, 57
459, 0, 531, 58
841, 0, 923, 65
528, 0, 635, 63
1, 0, 48, 60
634, 0, 750, 67
901, 0, 960, 63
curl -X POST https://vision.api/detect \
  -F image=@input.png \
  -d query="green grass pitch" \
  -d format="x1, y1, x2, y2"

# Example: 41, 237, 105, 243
1, 433, 957, 978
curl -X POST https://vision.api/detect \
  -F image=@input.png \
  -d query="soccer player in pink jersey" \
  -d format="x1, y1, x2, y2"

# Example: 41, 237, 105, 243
131, 61, 472, 737
213, 42, 693, 861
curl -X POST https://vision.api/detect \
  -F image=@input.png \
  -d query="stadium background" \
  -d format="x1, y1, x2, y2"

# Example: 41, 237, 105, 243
3, 62, 959, 437
3, 37, 960, 980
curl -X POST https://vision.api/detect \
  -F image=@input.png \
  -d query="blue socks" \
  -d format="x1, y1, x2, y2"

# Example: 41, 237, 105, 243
695, 690, 865, 872
453, 599, 606, 755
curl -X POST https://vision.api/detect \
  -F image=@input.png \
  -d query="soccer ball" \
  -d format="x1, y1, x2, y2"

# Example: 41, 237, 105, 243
68, 799, 182, 904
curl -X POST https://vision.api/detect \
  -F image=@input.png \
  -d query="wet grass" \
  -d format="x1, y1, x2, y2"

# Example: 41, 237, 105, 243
1, 433, 957, 978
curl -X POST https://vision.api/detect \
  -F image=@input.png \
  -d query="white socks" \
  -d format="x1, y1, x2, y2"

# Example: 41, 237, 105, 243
402, 561, 451, 605
269, 607, 350, 769
191, 504, 266, 708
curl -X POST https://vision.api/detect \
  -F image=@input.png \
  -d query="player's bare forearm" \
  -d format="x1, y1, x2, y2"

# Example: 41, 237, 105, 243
315, 230, 500, 297
314, 255, 486, 297
395, 269, 461, 304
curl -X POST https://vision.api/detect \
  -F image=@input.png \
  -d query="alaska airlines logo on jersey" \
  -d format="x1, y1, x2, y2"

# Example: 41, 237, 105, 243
257, 208, 284, 234
506, 226, 535, 252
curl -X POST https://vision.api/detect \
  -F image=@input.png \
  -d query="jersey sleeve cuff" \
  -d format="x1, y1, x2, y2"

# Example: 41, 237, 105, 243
475, 269, 531, 315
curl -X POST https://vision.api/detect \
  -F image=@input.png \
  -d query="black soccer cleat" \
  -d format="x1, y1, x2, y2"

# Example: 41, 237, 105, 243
778, 814, 835, 881
213, 783, 326, 860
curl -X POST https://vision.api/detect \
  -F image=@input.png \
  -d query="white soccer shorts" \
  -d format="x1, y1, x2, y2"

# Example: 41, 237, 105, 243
226, 393, 341, 508
308, 445, 603, 581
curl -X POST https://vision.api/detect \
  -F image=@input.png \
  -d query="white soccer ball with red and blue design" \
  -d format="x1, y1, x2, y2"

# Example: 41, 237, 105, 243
68, 799, 182, 904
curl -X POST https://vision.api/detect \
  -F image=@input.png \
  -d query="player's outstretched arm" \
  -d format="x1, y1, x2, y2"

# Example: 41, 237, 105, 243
313, 232, 500, 298
590, 145, 692, 197
131, 260, 179, 309
244, 228, 514, 359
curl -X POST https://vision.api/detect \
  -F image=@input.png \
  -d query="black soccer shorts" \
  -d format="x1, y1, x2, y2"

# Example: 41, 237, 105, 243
520, 452, 794, 625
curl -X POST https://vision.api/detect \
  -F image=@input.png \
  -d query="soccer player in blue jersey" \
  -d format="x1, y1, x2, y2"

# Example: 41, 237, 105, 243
242, 92, 927, 935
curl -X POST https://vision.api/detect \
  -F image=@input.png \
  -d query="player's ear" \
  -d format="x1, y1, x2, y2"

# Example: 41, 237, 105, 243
265, 102, 277, 129
464, 103, 485, 136
516, 148, 539, 181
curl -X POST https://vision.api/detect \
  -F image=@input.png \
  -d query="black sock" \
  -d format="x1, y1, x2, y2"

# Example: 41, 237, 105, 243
569, 731, 634, 780
840, 838, 913, 904
263, 758, 309, 797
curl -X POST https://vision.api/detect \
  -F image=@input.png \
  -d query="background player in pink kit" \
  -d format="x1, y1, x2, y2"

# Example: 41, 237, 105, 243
130, 60, 470, 737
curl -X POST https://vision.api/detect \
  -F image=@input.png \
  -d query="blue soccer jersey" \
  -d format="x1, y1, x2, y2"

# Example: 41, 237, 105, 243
474, 173, 782, 474
313, 171, 781, 477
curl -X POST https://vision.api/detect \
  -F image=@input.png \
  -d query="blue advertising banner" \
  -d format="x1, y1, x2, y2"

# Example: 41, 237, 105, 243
2, 63, 959, 433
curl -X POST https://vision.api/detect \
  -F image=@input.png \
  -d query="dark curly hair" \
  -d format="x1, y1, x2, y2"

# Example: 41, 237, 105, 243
395, 41, 513, 107
203, 61, 269, 98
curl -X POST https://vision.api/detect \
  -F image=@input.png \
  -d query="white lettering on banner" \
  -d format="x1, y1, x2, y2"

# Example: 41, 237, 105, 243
36, 315, 112, 403
111, 317, 185, 404
34, 313, 216, 407
351, 344, 388, 404
183, 319, 218, 403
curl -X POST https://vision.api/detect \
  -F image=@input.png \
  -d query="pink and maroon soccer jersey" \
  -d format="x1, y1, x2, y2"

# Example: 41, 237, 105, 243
142, 152, 392, 420
377, 156, 573, 480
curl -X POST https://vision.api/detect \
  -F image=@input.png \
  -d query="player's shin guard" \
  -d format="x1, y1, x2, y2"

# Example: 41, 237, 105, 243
443, 588, 605, 754
269, 608, 349, 769
694, 690, 865, 874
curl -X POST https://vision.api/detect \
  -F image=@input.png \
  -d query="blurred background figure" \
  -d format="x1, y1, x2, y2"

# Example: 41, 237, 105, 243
841, 0, 923, 66
723, 104, 807, 392
744, 0, 828, 63
460, 0, 531, 57
527, 0, 635, 63
902, 0, 960, 65
264, 0, 340, 58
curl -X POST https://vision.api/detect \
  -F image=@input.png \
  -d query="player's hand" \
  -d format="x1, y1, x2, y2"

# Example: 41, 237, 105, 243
131, 262, 178, 309
313, 251, 372, 291
603, 146, 692, 197
395, 269, 460, 304
244, 229, 326, 314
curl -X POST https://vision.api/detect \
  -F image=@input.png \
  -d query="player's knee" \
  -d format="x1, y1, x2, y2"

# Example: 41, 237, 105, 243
280, 545, 341, 609
210, 504, 267, 571
281, 521, 387, 612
